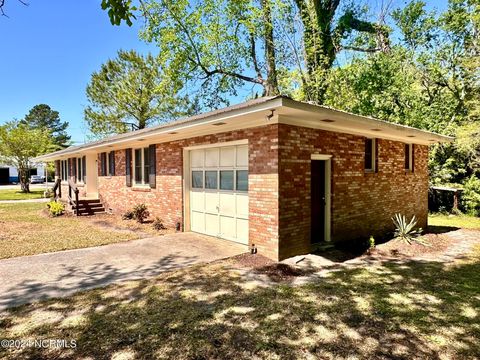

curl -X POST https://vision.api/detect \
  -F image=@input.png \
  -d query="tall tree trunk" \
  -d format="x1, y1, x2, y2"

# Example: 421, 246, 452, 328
262, 0, 279, 96
18, 167, 30, 193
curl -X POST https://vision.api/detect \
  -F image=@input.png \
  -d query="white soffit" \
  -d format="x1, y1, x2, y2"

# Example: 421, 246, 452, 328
35, 96, 452, 161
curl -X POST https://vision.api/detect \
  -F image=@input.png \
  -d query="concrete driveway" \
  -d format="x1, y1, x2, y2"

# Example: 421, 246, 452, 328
0, 233, 247, 311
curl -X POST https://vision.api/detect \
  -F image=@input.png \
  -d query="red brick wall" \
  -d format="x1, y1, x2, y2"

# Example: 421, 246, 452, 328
277, 124, 429, 260
97, 124, 280, 260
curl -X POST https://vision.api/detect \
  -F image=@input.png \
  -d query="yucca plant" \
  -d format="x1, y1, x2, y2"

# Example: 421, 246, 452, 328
392, 213, 428, 245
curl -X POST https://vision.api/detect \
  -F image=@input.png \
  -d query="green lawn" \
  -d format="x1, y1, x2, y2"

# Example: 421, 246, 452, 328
0, 189, 45, 201
1, 243, 479, 359
429, 213, 480, 229
0, 202, 139, 259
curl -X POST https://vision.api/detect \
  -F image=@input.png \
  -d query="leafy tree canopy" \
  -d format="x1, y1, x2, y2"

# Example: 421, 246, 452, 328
21, 104, 71, 148
0, 121, 57, 192
85, 49, 196, 138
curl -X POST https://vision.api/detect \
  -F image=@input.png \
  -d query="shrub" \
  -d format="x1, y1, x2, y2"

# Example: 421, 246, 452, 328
392, 213, 427, 245
461, 175, 480, 216
47, 201, 64, 217
121, 210, 134, 220
43, 188, 54, 199
369, 235, 375, 249
132, 203, 149, 223
152, 217, 166, 231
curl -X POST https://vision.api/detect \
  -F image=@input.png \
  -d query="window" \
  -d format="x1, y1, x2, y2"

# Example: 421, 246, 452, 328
236, 170, 248, 191
76, 157, 85, 183
134, 147, 150, 185
100, 152, 108, 176
61, 160, 68, 181
108, 151, 115, 176
365, 138, 376, 172
405, 143, 414, 171
205, 171, 217, 189
220, 170, 234, 190
192, 171, 203, 188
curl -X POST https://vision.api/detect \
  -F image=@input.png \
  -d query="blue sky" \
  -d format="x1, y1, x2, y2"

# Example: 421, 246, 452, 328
0, 0, 448, 145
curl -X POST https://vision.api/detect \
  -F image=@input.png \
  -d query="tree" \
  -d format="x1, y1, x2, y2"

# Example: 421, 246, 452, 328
84, 49, 191, 137
21, 104, 71, 148
0, 121, 56, 192
101, 0, 388, 106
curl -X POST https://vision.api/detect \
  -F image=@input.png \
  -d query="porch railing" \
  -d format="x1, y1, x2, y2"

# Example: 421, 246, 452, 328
68, 178, 80, 216
52, 178, 61, 200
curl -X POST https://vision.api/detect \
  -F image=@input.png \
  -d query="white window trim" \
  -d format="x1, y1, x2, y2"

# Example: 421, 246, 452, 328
365, 138, 376, 172
133, 147, 150, 187
61, 159, 69, 183
405, 143, 413, 171
76, 157, 85, 184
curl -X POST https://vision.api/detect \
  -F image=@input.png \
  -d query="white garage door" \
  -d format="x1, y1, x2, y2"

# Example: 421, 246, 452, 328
189, 144, 249, 244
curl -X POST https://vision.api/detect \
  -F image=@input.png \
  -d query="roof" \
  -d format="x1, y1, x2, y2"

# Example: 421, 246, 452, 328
35, 96, 452, 162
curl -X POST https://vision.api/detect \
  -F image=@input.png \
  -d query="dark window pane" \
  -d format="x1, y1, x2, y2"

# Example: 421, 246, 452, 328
205, 171, 217, 189
405, 144, 410, 170
77, 159, 82, 182
192, 171, 203, 188
143, 147, 150, 184
220, 170, 234, 190
365, 139, 373, 170
236, 170, 248, 191
135, 149, 142, 183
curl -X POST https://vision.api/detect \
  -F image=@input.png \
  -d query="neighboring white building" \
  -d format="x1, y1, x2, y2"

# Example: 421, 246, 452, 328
0, 164, 46, 184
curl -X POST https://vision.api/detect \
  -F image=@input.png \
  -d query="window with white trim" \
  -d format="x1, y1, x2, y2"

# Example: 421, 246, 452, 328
364, 138, 376, 172
134, 147, 150, 185
405, 143, 414, 171
61, 160, 68, 181
76, 157, 85, 183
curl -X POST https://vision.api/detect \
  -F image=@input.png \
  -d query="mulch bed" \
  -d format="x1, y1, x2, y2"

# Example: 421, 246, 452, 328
373, 233, 455, 258
230, 253, 312, 282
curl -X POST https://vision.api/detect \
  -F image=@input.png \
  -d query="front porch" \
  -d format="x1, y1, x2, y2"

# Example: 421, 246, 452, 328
53, 178, 105, 216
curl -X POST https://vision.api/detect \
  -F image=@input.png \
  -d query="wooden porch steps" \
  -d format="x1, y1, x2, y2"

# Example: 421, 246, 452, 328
70, 198, 106, 216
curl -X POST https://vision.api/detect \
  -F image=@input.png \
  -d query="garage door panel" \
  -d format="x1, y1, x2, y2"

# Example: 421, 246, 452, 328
236, 145, 248, 167
205, 192, 219, 213
236, 194, 249, 218
236, 218, 249, 244
205, 213, 219, 235
190, 191, 205, 212
220, 147, 235, 167
191, 211, 205, 233
205, 148, 219, 167
219, 192, 235, 216
191, 150, 204, 167
220, 216, 236, 239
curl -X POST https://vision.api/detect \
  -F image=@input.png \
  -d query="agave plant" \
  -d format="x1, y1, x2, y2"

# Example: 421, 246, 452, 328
392, 214, 428, 245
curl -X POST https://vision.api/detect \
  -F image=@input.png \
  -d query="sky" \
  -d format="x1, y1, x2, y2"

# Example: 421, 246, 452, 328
0, 0, 449, 145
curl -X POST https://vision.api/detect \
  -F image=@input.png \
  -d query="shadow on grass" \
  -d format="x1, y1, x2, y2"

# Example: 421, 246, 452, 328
1, 248, 479, 360
427, 225, 461, 234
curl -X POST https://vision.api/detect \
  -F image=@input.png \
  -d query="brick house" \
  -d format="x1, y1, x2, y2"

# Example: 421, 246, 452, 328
36, 96, 451, 261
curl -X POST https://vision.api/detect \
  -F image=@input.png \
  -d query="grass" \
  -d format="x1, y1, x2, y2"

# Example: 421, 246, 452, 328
0, 203, 139, 259
0, 189, 45, 201
1, 242, 479, 359
429, 213, 480, 230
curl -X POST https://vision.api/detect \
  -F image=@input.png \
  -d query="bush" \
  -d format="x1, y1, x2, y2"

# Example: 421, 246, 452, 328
121, 210, 134, 220
152, 217, 166, 231
47, 201, 64, 217
132, 203, 149, 223
43, 188, 54, 199
461, 175, 480, 216
392, 213, 426, 245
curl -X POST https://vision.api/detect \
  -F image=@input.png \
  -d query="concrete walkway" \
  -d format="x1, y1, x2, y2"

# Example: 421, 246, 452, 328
0, 198, 49, 203
0, 233, 247, 311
